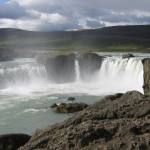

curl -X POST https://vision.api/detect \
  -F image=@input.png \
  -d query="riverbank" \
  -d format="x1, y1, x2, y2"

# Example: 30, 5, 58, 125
19, 90, 150, 150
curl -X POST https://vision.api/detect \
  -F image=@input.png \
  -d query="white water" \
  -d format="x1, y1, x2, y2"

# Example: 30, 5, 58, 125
0, 56, 143, 96
97, 57, 143, 94
0, 54, 145, 134
75, 59, 80, 82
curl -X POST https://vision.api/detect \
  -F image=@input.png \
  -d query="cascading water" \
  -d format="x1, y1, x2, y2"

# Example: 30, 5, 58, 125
0, 56, 144, 95
0, 58, 48, 93
75, 59, 80, 82
96, 57, 143, 94
0, 54, 145, 134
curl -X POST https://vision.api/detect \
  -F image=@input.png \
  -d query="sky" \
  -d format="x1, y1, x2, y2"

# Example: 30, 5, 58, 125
0, 0, 150, 31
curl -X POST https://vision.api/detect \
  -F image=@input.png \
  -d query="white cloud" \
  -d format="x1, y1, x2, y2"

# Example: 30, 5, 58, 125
0, 0, 150, 31
0, 18, 41, 30
29, 10, 67, 24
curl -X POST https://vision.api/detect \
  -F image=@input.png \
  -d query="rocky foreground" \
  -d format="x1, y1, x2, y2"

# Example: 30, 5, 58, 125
19, 91, 150, 150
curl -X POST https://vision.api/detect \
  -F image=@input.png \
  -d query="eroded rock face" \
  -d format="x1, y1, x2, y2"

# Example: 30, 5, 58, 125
45, 54, 75, 83
19, 91, 150, 150
142, 58, 150, 95
79, 53, 104, 81
45, 53, 104, 83
0, 134, 30, 150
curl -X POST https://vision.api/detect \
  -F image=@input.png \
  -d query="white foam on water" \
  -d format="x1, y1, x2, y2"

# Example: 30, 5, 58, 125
23, 108, 47, 113
0, 57, 143, 96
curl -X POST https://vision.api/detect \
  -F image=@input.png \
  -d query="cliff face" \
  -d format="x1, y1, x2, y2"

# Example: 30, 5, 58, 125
45, 53, 104, 83
142, 58, 150, 95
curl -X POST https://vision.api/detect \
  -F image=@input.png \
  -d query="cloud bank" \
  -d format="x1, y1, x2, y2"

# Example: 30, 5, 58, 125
0, 0, 150, 31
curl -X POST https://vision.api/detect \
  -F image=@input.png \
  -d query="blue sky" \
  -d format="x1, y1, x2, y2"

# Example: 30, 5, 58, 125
0, 0, 7, 4
0, 0, 150, 31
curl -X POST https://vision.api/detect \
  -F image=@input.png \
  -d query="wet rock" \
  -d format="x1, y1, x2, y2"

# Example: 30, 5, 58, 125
122, 53, 134, 59
0, 133, 30, 150
19, 91, 150, 150
142, 58, 150, 95
45, 53, 75, 83
67, 97, 76, 102
54, 102, 88, 113
51, 103, 57, 108
79, 53, 104, 80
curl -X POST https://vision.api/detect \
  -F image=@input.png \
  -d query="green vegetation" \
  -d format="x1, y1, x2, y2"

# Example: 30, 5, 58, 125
0, 25, 150, 53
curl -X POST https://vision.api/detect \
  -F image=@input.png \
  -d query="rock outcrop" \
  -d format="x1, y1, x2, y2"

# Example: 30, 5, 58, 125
122, 53, 134, 59
45, 54, 75, 83
45, 52, 104, 83
0, 134, 30, 150
52, 102, 89, 113
19, 91, 150, 150
142, 58, 150, 95
79, 53, 104, 80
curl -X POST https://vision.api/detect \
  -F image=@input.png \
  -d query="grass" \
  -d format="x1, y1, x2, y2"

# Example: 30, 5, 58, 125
0, 25, 150, 53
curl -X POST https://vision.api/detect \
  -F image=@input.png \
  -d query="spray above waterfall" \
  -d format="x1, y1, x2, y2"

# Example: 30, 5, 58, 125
0, 54, 144, 95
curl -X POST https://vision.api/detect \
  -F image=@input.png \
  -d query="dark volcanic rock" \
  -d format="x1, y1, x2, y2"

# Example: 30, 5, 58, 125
79, 53, 104, 80
0, 48, 15, 61
122, 53, 134, 59
53, 102, 88, 113
19, 91, 150, 150
67, 97, 76, 102
142, 58, 150, 96
0, 134, 30, 150
50, 103, 57, 108
45, 54, 75, 83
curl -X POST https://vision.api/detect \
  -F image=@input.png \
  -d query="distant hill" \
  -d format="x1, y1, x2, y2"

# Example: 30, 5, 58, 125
0, 25, 150, 52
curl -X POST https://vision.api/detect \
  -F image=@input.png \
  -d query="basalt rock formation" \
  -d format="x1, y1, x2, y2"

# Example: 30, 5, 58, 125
0, 134, 31, 150
52, 102, 89, 113
79, 53, 104, 80
19, 91, 150, 150
122, 53, 134, 59
142, 58, 150, 95
45, 54, 76, 83
45, 53, 104, 83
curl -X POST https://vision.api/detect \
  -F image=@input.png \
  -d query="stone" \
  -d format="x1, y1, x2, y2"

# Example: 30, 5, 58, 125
54, 102, 88, 113
142, 58, 150, 95
0, 133, 30, 150
50, 103, 57, 108
79, 53, 104, 80
19, 91, 150, 150
67, 97, 76, 101
122, 53, 134, 59
45, 53, 76, 83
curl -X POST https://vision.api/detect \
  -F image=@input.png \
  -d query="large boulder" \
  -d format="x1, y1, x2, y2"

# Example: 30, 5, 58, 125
0, 133, 30, 150
142, 58, 150, 95
19, 91, 150, 150
52, 102, 89, 113
79, 53, 104, 81
122, 53, 134, 59
45, 53, 75, 83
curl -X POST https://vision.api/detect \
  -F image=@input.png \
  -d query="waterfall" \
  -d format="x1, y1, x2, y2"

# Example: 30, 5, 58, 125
0, 58, 48, 89
0, 56, 144, 95
75, 59, 80, 82
97, 57, 143, 93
